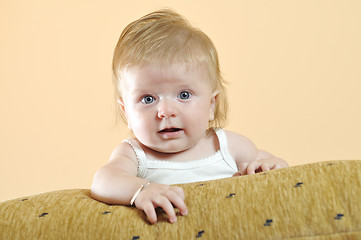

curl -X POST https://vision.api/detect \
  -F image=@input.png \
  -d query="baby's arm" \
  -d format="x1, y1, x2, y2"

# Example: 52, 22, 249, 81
226, 131, 288, 175
90, 142, 188, 224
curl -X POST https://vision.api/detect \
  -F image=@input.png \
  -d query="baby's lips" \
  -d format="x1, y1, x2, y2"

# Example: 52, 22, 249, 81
159, 128, 182, 133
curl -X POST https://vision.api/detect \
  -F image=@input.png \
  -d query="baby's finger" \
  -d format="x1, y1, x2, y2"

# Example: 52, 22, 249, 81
153, 196, 178, 223
261, 163, 271, 172
246, 161, 261, 174
142, 201, 158, 224
247, 161, 262, 174
172, 186, 185, 200
239, 162, 249, 175
166, 190, 188, 216
272, 163, 281, 170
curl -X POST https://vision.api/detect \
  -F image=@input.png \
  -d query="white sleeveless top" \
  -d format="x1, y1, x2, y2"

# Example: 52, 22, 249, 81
124, 128, 238, 185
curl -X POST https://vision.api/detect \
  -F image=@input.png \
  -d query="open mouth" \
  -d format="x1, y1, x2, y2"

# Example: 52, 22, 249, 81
159, 128, 182, 133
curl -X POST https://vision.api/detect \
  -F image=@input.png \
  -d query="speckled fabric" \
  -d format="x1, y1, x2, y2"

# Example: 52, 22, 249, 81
1, 160, 360, 239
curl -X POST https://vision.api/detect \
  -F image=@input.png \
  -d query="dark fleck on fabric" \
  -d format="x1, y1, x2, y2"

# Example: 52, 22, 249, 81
294, 182, 303, 188
196, 230, 205, 238
226, 193, 236, 198
335, 214, 344, 220
102, 211, 111, 215
131, 236, 140, 240
264, 219, 273, 226
39, 212, 48, 218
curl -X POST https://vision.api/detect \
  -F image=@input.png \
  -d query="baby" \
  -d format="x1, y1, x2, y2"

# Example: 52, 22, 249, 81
91, 9, 288, 224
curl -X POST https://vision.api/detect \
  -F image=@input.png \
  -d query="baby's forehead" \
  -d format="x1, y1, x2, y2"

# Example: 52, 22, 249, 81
119, 62, 214, 91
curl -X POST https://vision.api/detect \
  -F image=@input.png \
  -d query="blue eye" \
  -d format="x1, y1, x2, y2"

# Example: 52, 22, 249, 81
178, 91, 192, 100
141, 95, 155, 104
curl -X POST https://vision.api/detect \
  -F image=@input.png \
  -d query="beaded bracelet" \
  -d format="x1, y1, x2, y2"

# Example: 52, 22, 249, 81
130, 182, 150, 206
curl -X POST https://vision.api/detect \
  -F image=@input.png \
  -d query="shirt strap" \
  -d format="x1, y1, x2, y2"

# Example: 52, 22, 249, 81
214, 128, 238, 171
123, 138, 147, 178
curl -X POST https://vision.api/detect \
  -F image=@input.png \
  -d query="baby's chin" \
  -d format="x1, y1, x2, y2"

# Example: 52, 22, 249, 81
148, 145, 189, 154
140, 141, 191, 155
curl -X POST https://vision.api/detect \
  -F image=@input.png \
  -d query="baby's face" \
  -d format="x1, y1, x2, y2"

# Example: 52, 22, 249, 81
119, 63, 218, 153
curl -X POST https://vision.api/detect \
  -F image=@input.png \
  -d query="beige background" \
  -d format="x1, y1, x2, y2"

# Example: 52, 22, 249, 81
1, 0, 360, 201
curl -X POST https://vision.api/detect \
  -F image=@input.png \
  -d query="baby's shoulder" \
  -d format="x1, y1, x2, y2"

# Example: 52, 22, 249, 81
222, 130, 258, 162
108, 140, 138, 165
222, 130, 253, 146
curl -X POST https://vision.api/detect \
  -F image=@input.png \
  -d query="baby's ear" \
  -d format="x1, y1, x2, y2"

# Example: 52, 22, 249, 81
209, 90, 219, 121
117, 98, 125, 112
117, 99, 132, 130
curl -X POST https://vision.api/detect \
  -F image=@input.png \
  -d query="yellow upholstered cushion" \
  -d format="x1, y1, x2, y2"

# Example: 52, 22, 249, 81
1, 160, 361, 239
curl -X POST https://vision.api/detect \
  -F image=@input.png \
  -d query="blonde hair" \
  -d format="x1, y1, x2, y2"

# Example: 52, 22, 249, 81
112, 9, 228, 128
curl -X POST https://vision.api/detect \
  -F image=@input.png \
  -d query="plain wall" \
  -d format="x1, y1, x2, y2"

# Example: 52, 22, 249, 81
1, 0, 360, 201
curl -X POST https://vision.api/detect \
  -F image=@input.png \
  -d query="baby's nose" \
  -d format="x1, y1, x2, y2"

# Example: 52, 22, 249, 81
157, 99, 177, 119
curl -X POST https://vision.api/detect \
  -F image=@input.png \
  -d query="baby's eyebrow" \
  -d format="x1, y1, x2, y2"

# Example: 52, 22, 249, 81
131, 88, 154, 94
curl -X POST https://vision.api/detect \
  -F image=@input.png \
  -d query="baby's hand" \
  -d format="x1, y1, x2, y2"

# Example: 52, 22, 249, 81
134, 183, 188, 224
233, 157, 288, 176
